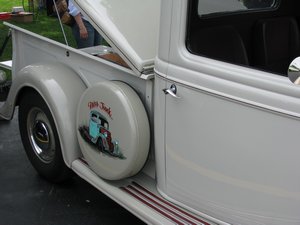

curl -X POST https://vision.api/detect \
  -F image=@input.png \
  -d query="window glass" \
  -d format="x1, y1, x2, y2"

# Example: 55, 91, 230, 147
198, 0, 277, 16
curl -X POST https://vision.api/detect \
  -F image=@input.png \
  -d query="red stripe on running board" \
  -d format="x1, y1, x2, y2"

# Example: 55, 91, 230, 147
120, 187, 186, 225
127, 185, 198, 225
79, 157, 89, 165
132, 182, 211, 225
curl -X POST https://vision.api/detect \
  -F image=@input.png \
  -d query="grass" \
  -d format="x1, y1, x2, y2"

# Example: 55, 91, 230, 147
0, 0, 76, 62
0, 0, 24, 12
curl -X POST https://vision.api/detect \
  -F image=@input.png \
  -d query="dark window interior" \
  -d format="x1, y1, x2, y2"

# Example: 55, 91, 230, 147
187, 0, 300, 76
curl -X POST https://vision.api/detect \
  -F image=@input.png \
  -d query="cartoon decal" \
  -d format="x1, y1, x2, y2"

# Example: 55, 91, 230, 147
79, 102, 125, 159
77, 82, 150, 180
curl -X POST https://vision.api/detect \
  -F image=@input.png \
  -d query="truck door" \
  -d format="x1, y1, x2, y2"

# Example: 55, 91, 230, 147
155, 1, 300, 224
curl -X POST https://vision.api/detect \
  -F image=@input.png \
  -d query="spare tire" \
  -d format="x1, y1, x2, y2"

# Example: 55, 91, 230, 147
77, 81, 150, 180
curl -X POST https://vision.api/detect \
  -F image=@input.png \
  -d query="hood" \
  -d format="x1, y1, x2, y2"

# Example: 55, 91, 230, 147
74, 0, 161, 74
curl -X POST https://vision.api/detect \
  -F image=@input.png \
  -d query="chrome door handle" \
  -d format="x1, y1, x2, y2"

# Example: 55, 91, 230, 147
163, 84, 180, 99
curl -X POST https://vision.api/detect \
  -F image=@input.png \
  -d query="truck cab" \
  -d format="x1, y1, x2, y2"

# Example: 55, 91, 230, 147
1, 0, 300, 224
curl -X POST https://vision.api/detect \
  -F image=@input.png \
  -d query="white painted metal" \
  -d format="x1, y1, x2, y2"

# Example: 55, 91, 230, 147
77, 81, 150, 180
72, 159, 214, 225
0, 62, 86, 166
74, 0, 161, 73
4, 23, 136, 83
2, 0, 300, 224
154, 1, 300, 225
0, 24, 153, 168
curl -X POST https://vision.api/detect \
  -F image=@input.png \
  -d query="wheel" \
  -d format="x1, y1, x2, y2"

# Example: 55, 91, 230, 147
18, 91, 71, 182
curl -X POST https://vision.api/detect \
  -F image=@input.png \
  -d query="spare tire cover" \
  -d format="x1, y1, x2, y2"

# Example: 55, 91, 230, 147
77, 81, 150, 180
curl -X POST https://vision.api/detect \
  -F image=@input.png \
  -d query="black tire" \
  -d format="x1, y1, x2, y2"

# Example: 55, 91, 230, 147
18, 91, 71, 183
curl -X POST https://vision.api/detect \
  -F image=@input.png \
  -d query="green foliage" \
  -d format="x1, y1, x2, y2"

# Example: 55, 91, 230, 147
0, 0, 76, 62
0, 0, 25, 12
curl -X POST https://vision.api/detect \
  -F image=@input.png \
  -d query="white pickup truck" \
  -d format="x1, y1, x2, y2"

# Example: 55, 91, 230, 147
1, 0, 300, 224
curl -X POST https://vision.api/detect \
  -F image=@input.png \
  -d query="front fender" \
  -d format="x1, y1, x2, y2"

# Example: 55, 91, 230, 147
5, 62, 87, 167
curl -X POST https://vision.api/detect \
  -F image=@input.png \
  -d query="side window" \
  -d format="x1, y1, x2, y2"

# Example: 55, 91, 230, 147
187, 0, 300, 76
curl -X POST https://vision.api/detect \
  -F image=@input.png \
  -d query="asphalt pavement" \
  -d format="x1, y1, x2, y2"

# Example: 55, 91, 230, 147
0, 108, 145, 225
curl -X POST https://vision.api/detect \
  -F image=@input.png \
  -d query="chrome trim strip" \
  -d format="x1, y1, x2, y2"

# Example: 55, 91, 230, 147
155, 72, 300, 119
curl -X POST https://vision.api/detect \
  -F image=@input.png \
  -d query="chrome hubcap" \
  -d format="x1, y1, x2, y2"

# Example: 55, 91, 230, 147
33, 120, 50, 150
27, 108, 55, 164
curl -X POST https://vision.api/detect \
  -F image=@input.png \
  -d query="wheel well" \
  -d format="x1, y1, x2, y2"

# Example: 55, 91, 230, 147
16, 87, 40, 106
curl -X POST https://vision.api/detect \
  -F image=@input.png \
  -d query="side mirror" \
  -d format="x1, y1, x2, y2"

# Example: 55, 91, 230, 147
288, 57, 300, 85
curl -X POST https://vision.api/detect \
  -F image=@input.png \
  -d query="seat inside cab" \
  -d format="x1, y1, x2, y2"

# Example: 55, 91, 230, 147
253, 17, 300, 74
187, 0, 300, 76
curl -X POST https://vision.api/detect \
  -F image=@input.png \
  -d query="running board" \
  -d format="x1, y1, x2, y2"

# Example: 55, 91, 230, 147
71, 159, 217, 225
121, 182, 213, 225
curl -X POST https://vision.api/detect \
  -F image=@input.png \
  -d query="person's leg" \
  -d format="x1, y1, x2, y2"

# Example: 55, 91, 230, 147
71, 24, 82, 48
46, 0, 53, 16
83, 20, 102, 46
72, 20, 102, 48
72, 20, 94, 48
94, 30, 102, 46
81, 20, 95, 48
